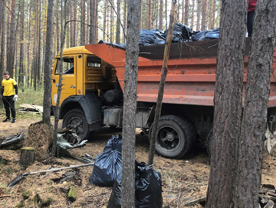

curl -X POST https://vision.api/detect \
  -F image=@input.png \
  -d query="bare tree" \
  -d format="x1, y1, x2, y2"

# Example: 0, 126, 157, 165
159, 0, 163, 30
116, 0, 121, 44
6, 0, 16, 77
206, 0, 248, 207
146, 0, 151, 29
185, 0, 189, 25
90, 0, 95, 44
201, 0, 207, 30
191, 0, 194, 28
121, 0, 141, 206
234, 0, 276, 206
43, 0, 55, 125
19, 0, 25, 86
56, 0, 60, 53
110, 0, 114, 42
148, 0, 176, 165
0, 0, 6, 89
80, 0, 85, 45
102, 0, 107, 41
123, 0, 127, 41
196, 0, 201, 31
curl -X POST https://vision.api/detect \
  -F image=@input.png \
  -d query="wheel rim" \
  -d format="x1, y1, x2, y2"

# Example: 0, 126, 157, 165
157, 126, 181, 151
67, 116, 84, 135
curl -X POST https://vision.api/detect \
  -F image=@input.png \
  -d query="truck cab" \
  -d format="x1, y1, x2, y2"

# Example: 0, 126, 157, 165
51, 46, 119, 139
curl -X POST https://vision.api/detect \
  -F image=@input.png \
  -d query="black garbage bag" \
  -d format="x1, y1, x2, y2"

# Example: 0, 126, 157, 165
107, 161, 163, 208
89, 134, 122, 187
163, 23, 194, 42
135, 161, 163, 208
139, 29, 166, 46
191, 28, 220, 41
107, 174, 122, 208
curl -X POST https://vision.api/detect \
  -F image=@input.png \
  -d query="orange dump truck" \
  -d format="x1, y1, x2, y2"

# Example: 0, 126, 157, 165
51, 39, 276, 158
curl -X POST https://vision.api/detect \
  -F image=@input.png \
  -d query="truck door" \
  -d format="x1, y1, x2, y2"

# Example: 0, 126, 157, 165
52, 56, 76, 106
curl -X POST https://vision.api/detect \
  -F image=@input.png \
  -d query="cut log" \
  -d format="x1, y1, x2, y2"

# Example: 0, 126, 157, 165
20, 147, 35, 167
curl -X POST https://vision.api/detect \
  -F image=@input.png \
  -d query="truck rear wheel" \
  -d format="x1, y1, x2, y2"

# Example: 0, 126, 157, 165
62, 109, 92, 140
150, 115, 196, 158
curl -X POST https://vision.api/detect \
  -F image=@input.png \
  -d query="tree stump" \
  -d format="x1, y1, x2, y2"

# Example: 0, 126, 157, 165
20, 147, 35, 167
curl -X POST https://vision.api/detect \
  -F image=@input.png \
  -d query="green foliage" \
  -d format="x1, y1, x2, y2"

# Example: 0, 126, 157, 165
41, 198, 52, 207
15, 87, 44, 120
17, 202, 25, 207
68, 186, 77, 202
6, 167, 13, 175
22, 191, 30, 199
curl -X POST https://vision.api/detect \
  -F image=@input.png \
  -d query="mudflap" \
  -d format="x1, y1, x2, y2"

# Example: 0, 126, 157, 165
60, 92, 102, 131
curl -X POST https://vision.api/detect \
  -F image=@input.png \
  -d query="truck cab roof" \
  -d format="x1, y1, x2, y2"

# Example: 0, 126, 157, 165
56, 46, 93, 57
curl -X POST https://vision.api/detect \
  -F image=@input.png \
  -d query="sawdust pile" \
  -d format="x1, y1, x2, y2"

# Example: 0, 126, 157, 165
24, 122, 54, 161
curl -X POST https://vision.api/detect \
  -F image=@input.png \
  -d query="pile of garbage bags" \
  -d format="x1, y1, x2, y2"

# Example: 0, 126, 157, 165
89, 134, 163, 208
99, 23, 220, 48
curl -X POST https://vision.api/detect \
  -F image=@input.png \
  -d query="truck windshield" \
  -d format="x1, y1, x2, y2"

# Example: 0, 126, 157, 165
55, 57, 74, 74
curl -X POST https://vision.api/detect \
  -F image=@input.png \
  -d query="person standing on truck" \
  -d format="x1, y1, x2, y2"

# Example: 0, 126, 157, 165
247, 0, 257, 37
1, 71, 18, 123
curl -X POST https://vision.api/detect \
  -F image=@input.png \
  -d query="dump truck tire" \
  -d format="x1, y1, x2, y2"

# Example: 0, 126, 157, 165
62, 108, 92, 140
150, 115, 196, 158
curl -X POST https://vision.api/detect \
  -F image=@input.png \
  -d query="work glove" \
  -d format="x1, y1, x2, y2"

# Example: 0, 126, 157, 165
13, 95, 18, 101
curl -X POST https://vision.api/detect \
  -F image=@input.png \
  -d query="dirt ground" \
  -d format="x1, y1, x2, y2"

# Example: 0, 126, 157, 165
1, 115, 276, 208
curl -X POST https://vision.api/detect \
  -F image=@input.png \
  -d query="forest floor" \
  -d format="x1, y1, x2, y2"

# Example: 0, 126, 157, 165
1, 115, 276, 208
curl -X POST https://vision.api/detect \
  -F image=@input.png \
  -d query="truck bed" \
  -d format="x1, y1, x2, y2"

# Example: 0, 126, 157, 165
85, 39, 276, 108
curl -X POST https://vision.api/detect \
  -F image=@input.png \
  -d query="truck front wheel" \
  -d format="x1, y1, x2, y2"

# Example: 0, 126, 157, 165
150, 115, 196, 158
62, 109, 92, 140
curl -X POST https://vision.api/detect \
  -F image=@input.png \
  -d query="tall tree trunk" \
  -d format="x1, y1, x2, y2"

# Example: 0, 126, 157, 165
90, 0, 94, 43
93, 0, 97, 43
73, 0, 77, 46
234, 1, 276, 207
185, 0, 189, 25
148, 0, 176, 165
0, 0, 6, 85
6, 0, 16, 77
121, 0, 141, 206
95, 0, 98, 42
159, 0, 163, 30
196, 0, 201, 31
116, 0, 121, 44
211, 0, 215, 29
110, 0, 114, 43
191, 0, 194, 29
6, 0, 11, 75
19, 0, 25, 86
165, 0, 167, 28
43, 0, 54, 125
86, 0, 90, 44
0, 0, 6, 107
80, 0, 85, 45
146, 0, 151, 29
205, 0, 247, 207
123, 0, 127, 41
201, 0, 207, 31
38, 0, 42, 85
56, 0, 59, 52
182, 0, 184, 23
70, 0, 73, 47
27, 1, 31, 87
207, 0, 213, 29
103, 0, 107, 41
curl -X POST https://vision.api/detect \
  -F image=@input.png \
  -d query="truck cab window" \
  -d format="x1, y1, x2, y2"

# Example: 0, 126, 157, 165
55, 57, 74, 74
87, 56, 101, 68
